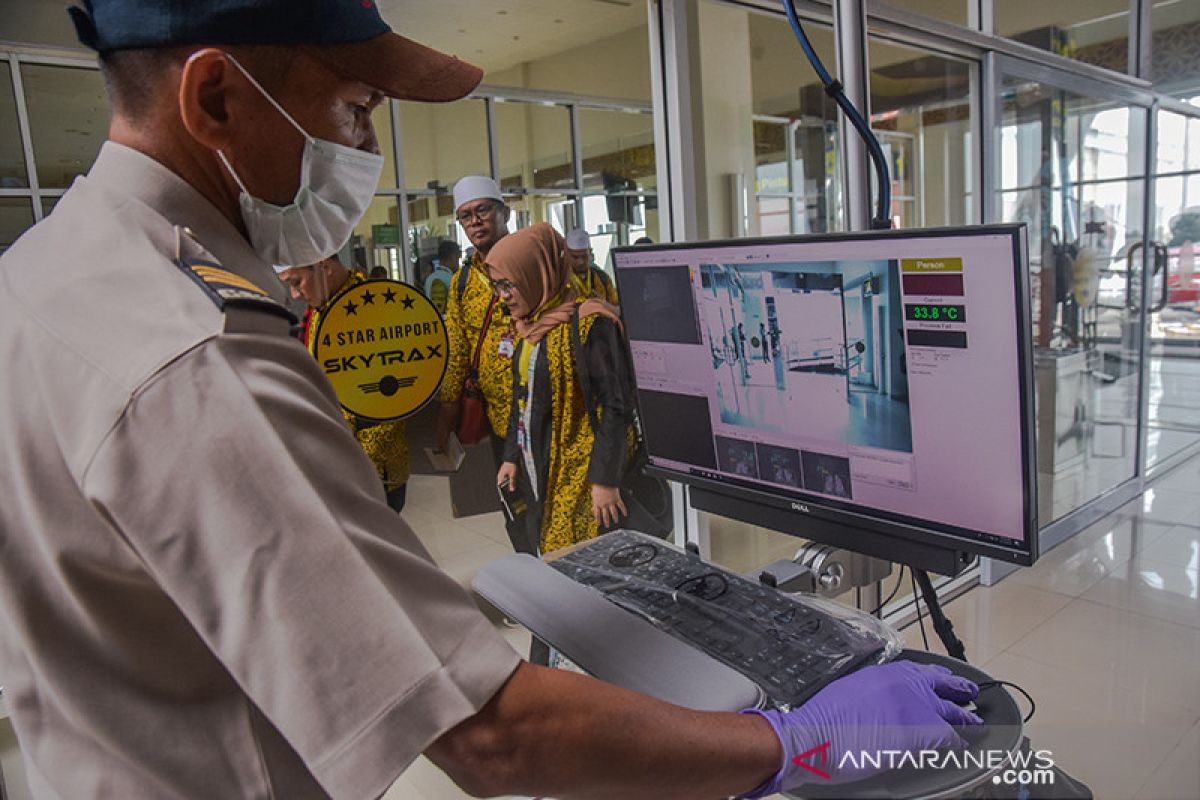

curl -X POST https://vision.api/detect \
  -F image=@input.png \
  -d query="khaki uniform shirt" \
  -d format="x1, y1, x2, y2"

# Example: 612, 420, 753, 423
0, 143, 520, 799
438, 252, 515, 437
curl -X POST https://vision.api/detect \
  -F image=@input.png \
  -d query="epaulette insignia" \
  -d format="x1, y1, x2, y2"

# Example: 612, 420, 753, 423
174, 256, 296, 324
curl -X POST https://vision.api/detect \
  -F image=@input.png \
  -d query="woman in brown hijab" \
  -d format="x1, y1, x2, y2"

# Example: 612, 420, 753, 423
489, 223, 634, 553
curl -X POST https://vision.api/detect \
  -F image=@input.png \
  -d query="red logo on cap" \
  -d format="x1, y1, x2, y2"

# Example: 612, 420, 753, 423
361, 0, 373, 7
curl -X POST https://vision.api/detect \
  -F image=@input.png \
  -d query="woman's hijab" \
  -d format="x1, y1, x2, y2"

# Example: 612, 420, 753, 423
486, 223, 620, 345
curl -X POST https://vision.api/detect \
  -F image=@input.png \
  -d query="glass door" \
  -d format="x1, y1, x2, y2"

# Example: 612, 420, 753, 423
993, 57, 1152, 526
1145, 105, 1200, 472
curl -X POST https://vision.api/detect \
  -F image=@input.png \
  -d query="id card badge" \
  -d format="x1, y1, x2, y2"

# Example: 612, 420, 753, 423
498, 331, 515, 359
516, 418, 529, 452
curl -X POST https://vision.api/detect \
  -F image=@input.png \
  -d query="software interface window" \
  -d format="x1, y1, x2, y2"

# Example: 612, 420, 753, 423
616, 231, 1032, 552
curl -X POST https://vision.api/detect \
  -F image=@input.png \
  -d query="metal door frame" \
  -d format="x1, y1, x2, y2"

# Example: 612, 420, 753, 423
983, 54, 1158, 582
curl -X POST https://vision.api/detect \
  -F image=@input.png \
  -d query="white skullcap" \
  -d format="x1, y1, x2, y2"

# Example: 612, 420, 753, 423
452, 175, 503, 210
565, 228, 590, 250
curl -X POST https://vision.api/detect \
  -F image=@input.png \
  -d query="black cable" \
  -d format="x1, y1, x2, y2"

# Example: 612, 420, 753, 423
978, 680, 1037, 724
783, 0, 892, 229
869, 564, 905, 616
910, 570, 929, 650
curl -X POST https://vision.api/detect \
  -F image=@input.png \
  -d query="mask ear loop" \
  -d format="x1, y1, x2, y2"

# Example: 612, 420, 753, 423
316, 259, 328, 305
215, 149, 251, 196
222, 52, 311, 141
211, 50, 312, 198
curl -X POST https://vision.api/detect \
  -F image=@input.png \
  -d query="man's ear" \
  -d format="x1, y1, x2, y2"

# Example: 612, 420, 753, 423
178, 48, 245, 151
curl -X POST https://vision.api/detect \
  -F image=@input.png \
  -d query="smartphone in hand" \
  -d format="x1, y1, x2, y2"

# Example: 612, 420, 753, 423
497, 478, 527, 523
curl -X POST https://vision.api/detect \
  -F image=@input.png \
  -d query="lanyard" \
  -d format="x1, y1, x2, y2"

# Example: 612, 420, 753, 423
518, 340, 542, 500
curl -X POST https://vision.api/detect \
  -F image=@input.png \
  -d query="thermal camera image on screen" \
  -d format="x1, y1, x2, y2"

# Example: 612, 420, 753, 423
699, 260, 912, 457
613, 227, 1035, 560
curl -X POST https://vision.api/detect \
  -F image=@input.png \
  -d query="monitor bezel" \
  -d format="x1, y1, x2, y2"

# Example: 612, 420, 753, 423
612, 224, 1038, 567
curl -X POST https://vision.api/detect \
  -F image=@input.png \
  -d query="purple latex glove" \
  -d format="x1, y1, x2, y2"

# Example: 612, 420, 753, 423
740, 660, 982, 797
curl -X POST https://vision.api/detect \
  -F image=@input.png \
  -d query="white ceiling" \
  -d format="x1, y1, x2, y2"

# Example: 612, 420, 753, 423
378, 0, 646, 77
0, 0, 647, 77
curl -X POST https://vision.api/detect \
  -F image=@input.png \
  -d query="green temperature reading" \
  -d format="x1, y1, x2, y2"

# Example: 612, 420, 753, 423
905, 303, 966, 323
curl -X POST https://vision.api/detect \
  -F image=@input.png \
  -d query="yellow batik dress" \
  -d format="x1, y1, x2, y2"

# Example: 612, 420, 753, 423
504, 311, 635, 553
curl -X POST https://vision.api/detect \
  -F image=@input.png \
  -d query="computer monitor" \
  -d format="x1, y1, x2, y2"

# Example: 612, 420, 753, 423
612, 225, 1037, 568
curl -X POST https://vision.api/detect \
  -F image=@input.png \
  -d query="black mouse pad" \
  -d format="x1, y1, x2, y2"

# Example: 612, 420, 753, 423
793, 649, 1024, 799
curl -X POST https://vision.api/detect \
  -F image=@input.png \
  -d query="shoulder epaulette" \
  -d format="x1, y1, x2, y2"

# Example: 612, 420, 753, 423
173, 257, 297, 324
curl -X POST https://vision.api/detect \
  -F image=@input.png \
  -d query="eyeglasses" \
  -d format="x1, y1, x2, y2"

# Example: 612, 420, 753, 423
489, 278, 517, 295
456, 202, 500, 225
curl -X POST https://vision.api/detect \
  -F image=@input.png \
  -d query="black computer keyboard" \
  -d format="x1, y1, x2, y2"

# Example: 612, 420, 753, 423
550, 530, 887, 708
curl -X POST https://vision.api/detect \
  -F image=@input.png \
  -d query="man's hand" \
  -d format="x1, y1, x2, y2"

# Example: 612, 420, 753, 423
436, 400, 458, 451
741, 661, 982, 796
497, 462, 518, 490
591, 484, 627, 528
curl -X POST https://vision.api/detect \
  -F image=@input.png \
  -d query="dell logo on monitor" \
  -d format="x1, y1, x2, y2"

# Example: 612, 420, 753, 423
791, 502, 811, 514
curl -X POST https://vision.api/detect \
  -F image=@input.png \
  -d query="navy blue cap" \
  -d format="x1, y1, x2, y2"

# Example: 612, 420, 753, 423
69, 0, 483, 102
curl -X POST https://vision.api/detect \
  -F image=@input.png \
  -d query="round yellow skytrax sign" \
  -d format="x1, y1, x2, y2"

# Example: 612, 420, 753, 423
313, 279, 448, 421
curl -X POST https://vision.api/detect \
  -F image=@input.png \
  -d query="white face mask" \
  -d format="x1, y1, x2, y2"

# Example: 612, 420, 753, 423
216, 54, 384, 268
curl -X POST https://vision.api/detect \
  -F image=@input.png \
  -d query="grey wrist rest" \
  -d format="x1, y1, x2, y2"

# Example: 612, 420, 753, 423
473, 553, 765, 713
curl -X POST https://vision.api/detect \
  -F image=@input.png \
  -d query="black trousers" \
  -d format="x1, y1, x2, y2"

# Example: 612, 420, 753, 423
488, 434, 550, 665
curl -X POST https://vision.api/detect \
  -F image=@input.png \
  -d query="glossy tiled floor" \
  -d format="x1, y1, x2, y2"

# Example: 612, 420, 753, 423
385, 455, 1200, 800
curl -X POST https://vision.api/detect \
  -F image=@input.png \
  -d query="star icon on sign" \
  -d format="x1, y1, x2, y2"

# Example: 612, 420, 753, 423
401, 294, 415, 310
343, 300, 358, 316
382, 288, 397, 304
361, 289, 375, 305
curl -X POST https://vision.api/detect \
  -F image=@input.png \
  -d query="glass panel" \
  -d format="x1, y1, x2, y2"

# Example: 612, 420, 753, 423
41, 195, 60, 218
755, 194, 791, 237
579, 109, 654, 186
579, 192, 654, 268
868, 38, 975, 228
577, 107, 656, 246
0, 63, 28, 189
1145, 109, 1200, 471
372, 102, 396, 190
494, 100, 573, 192
1151, 0, 1200, 97
998, 72, 1146, 524
752, 118, 832, 235
995, 1, 1131, 74
745, 5, 842, 237
0, 196, 35, 248
20, 63, 108, 188
1156, 112, 1200, 174
344, 196, 403, 279
506, 192, 575, 230
398, 98, 489, 193
405, 193, 464, 289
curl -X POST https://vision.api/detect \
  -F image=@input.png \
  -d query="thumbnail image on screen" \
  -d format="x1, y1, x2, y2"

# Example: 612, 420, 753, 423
613, 227, 1034, 563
